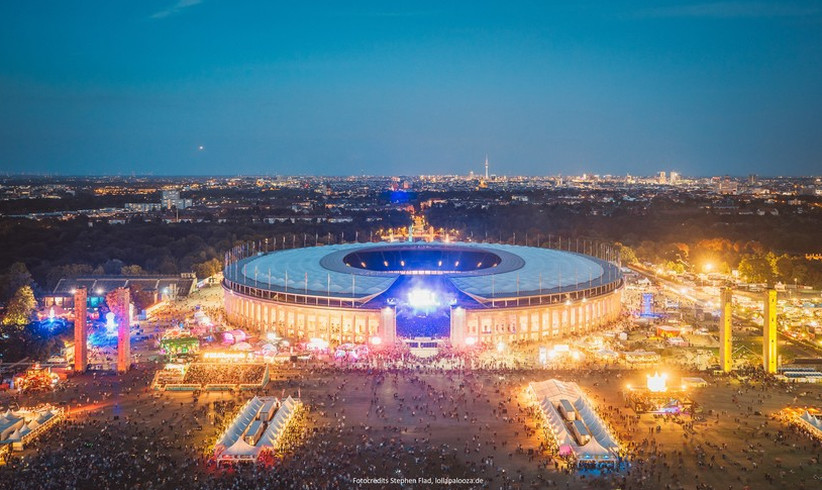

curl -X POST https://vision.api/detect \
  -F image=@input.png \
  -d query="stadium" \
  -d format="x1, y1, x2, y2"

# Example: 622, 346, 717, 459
223, 242, 623, 346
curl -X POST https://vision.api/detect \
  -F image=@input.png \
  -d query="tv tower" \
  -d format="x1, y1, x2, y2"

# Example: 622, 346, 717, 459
484, 155, 489, 180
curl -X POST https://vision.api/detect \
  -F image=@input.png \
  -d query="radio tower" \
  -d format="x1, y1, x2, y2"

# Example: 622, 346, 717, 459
484, 155, 489, 180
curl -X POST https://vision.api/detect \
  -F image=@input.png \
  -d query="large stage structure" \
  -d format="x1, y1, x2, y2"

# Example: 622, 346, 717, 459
223, 241, 623, 346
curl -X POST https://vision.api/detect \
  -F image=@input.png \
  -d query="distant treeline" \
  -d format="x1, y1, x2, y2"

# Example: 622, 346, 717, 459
0, 217, 408, 295
427, 201, 822, 287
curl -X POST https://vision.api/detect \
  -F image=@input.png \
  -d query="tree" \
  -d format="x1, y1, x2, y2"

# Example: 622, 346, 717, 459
157, 257, 178, 275
738, 254, 773, 284
664, 260, 686, 274
102, 259, 126, 275
616, 243, 638, 265
2, 285, 37, 326
105, 289, 130, 322
773, 254, 795, 283
194, 257, 223, 279
0, 262, 33, 303
45, 263, 93, 289
121, 264, 146, 276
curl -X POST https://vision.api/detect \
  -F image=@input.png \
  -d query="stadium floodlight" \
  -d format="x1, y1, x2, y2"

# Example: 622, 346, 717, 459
407, 288, 439, 309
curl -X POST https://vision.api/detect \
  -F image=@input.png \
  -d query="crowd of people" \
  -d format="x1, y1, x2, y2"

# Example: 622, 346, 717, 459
182, 363, 267, 387
2, 354, 822, 489
3, 285, 822, 489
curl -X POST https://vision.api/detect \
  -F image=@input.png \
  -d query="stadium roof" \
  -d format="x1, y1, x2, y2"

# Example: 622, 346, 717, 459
225, 242, 619, 301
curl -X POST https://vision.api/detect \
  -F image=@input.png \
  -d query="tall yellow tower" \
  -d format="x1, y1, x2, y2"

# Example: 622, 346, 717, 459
763, 289, 778, 373
719, 288, 733, 373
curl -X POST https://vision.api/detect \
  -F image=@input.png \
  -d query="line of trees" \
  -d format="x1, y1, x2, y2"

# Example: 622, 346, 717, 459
0, 262, 56, 363
426, 201, 822, 288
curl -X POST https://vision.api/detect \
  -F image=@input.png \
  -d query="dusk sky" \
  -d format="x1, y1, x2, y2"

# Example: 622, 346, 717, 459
2, 1, 821, 177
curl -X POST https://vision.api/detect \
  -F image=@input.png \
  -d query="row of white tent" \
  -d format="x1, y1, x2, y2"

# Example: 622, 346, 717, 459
530, 379, 621, 465
214, 396, 301, 464
798, 411, 822, 439
0, 406, 62, 449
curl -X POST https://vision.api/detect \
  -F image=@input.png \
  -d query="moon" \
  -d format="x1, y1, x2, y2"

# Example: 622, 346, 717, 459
198, 145, 204, 151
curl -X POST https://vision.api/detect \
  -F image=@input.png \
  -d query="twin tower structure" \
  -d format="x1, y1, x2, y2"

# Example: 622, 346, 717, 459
719, 288, 778, 373
73, 286, 131, 374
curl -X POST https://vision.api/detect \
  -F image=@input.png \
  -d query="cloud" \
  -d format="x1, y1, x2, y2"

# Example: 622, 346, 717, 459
150, 0, 202, 20
635, 2, 822, 19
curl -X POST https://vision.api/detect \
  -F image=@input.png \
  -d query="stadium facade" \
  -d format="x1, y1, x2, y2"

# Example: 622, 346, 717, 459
223, 242, 623, 346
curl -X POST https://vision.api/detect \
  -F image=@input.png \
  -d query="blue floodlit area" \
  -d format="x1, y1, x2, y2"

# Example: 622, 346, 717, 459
38, 308, 68, 333
87, 312, 119, 348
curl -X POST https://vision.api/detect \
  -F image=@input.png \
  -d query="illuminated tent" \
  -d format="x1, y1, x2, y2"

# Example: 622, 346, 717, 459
259, 396, 299, 448
537, 397, 575, 456
799, 411, 822, 435
0, 417, 24, 441
214, 396, 302, 465
219, 438, 261, 463
530, 379, 621, 466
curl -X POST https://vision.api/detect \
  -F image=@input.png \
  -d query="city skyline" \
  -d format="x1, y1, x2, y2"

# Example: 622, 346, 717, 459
2, 1, 822, 176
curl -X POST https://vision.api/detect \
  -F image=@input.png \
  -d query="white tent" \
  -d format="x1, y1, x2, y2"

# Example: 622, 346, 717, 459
573, 398, 619, 455
538, 397, 575, 456
530, 379, 621, 465
800, 411, 822, 433
219, 438, 261, 462
214, 396, 302, 465
6, 427, 23, 441
260, 396, 299, 447
0, 418, 24, 441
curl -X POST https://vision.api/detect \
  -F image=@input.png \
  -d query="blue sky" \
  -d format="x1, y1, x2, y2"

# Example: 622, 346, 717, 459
1, 1, 821, 176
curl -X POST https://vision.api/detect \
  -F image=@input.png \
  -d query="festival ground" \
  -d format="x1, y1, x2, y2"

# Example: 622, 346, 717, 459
2, 363, 822, 489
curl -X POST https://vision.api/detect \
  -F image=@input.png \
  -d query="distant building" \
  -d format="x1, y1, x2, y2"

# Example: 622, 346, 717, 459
658, 171, 667, 184
43, 273, 197, 309
161, 189, 192, 210
125, 202, 163, 212
669, 172, 679, 184
799, 185, 818, 196
716, 178, 738, 195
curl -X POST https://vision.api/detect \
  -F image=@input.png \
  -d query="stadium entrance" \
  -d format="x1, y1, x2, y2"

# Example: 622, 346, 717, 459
396, 302, 451, 338
390, 276, 455, 339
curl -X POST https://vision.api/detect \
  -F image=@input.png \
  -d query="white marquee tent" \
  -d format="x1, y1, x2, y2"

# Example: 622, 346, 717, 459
530, 379, 621, 467
214, 396, 301, 465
